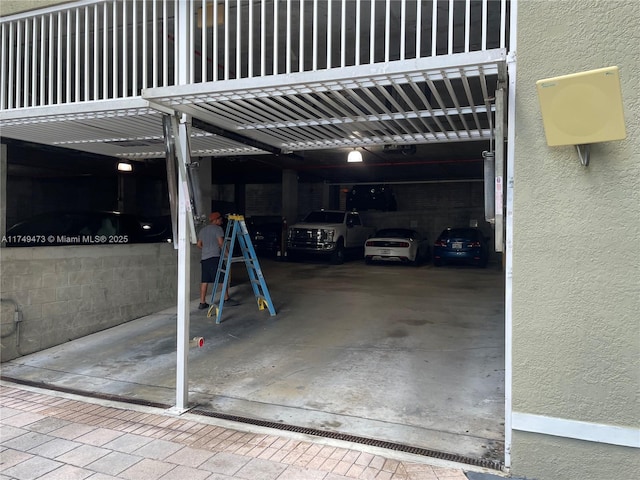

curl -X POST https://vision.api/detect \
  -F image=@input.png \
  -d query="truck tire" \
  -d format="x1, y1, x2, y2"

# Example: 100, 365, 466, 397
330, 239, 345, 265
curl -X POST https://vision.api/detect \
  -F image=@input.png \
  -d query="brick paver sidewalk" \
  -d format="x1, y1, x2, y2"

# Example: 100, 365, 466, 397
0, 383, 472, 479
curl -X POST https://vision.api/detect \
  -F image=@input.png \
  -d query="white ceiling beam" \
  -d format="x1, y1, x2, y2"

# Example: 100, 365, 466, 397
143, 50, 506, 105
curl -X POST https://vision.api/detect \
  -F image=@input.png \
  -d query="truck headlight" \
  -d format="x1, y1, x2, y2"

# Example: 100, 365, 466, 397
321, 229, 335, 242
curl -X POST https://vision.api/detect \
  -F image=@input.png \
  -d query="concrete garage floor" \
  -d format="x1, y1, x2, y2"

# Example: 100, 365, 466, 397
1, 257, 505, 467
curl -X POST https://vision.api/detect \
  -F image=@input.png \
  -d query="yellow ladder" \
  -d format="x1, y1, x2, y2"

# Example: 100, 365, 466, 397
207, 214, 276, 324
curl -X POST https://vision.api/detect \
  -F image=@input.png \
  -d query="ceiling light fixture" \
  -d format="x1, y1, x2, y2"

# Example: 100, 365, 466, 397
117, 162, 133, 172
347, 149, 363, 163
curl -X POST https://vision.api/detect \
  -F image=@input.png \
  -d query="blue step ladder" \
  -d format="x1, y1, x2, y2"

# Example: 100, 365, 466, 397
207, 214, 276, 324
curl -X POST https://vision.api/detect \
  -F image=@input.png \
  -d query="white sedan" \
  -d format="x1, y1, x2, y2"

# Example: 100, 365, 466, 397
364, 228, 430, 265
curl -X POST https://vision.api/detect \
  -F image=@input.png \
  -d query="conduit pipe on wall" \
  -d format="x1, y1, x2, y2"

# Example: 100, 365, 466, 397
483, 150, 495, 224
0, 298, 22, 346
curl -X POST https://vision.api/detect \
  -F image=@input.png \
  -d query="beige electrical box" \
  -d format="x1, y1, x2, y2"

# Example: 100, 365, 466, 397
536, 66, 626, 146
197, 4, 225, 28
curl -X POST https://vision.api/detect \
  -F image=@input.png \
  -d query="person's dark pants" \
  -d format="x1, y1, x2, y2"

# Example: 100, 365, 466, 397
201, 256, 220, 283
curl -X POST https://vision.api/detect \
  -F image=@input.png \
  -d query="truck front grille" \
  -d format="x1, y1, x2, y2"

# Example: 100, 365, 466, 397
291, 228, 319, 240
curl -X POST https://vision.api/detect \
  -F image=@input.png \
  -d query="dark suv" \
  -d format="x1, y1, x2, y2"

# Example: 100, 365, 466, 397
246, 216, 285, 257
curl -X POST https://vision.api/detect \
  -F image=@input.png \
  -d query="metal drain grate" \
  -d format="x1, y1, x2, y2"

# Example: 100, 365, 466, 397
1, 376, 503, 471
0, 376, 172, 410
190, 408, 504, 471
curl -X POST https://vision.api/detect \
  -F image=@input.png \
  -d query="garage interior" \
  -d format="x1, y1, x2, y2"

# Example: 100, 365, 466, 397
1, 0, 510, 471
1, 257, 505, 468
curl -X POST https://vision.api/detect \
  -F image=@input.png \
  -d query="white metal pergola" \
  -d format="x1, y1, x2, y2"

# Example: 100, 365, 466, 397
1, 0, 510, 160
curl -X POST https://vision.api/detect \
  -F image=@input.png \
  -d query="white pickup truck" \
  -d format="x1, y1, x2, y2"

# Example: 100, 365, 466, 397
286, 210, 375, 264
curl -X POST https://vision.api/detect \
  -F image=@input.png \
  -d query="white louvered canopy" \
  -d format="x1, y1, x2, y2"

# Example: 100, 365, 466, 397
1, 50, 506, 165
145, 50, 507, 158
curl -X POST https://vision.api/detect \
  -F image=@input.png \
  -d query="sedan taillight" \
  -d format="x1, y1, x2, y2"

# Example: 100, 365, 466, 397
434, 240, 447, 247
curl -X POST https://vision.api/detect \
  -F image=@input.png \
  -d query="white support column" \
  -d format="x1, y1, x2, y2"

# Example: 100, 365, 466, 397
170, 113, 196, 413
175, 157, 191, 411
504, 30, 518, 478
494, 86, 505, 253
173, 0, 192, 413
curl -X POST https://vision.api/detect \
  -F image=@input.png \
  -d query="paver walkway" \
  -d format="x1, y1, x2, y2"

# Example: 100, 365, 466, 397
0, 382, 486, 480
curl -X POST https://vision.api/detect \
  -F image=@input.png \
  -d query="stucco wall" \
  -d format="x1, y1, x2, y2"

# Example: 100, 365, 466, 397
0, 243, 201, 362
513, 1, 639, 478
0, 0, 68, 16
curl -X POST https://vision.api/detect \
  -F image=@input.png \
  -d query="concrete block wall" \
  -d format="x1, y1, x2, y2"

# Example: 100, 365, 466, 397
297, 183, 324, 217
244, 182, 325, 220
0, 243, 201, 362
237, 180, 488, 231
348, 181, 496, 262
245, 184, 282, 216
350, 181, 491, 238
223, 179, 496, 260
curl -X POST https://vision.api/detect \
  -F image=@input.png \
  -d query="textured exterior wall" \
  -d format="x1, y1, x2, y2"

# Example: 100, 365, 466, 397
512, 431, 637, 480
512, 0, 640, 478
0, 0, 67, 16
0, 244, 201, 362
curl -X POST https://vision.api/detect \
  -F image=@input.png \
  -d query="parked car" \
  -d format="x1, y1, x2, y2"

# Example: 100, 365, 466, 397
364, 228, 430, 265
3, 211, 172, 246
432, 227, 489, 267
246, 215, 285, 257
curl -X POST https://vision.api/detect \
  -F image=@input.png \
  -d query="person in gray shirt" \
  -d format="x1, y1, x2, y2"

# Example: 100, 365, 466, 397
197, 212, 236, 309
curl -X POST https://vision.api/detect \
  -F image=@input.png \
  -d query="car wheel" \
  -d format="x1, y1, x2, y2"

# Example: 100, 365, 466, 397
433, 258, 443, 267
330, 240, 345, 265
365, 256, 372, 265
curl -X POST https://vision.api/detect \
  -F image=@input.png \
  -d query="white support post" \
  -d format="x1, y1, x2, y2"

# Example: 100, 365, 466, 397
175, 155, 191, 412
504, 0, 519, 463
174, 0, 192, 413
494, 87, 505, 253
173, 118, 194, 412
163, 112, 196, 414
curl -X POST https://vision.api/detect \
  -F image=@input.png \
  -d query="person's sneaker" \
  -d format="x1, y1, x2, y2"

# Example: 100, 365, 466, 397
198, 302, 209, 310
